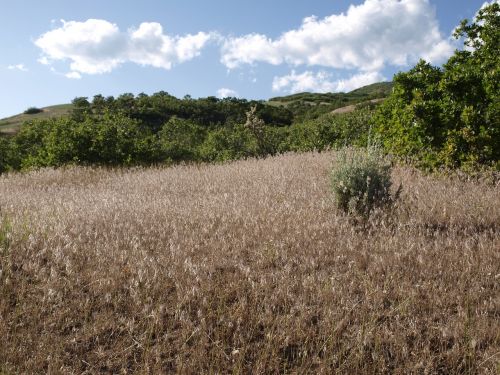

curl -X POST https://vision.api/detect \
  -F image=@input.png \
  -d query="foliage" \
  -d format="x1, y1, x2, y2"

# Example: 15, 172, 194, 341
268, 82, 393, 122
0, 137, 16, 174
23, 107, 43, 115
0, 78, 398, 173
287, 108, 374, 152
200, 124, 258, 162
374, 3, 499, 170
159, 117, 205, 162
12, 112, 162, 169
331, 146, 394, 216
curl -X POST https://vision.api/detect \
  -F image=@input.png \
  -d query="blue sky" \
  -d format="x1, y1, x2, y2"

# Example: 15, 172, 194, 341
0, 0, 490, 118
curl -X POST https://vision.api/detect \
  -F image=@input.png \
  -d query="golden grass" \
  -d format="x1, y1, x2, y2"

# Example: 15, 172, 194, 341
0, 152, 499, 374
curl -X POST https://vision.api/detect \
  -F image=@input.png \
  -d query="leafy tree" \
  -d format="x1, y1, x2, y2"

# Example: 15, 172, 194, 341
159, 117, 206, 161
200, 124, 258, 162
71, 97, 91, 122
374, 3, 499, 170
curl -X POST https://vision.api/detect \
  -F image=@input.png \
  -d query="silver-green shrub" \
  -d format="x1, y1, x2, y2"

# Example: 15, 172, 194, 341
331, 146, 394, 216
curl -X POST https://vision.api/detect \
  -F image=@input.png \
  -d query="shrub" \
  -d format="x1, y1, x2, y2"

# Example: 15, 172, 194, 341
23, 107, 43, 115
331, 146, 395, 216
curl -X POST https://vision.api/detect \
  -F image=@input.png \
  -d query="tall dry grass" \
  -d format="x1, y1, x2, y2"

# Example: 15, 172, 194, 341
0, 152, 499, 374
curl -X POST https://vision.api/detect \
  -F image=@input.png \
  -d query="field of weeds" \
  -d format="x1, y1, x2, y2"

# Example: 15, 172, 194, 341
0, 151, 499, 374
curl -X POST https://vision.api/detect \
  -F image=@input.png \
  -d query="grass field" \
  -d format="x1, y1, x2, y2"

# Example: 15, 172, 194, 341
0, 104, 73, 135
0, 152, 499, 373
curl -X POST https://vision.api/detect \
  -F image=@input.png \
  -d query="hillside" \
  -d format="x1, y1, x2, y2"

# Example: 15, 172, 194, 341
0, 82, 393, 136
0, 104, 73, 135
0, 151, 498, 373
267, 81, 393, 122
268, 81, 393, 107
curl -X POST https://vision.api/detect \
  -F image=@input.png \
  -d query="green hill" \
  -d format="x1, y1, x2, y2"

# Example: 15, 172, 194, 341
0, 104, 74, 135
268, 81, 393, 106
267, 81, 393, 121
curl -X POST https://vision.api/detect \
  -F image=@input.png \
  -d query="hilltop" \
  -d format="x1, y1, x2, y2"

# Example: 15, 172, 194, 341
0, 104, 74, 135
268, 82, 393, 106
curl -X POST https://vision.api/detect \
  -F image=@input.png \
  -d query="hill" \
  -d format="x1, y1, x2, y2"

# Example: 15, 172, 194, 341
268, 81, 393, 107
267, 81, 393, 122
0, 82, 393, 136
0, 104, 73, 135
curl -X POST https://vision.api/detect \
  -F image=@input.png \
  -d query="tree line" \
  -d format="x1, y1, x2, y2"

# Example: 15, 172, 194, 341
0, 3, 498, 174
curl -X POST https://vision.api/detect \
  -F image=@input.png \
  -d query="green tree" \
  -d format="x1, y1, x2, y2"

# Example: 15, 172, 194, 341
374, 3, 499, 170
158, 117, 206, 161
0, 137, 15, 173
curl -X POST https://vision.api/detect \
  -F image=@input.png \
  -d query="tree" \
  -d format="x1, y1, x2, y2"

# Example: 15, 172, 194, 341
158, 117, 205, 161
374, 2, 499, 169
71, 97, 91, 122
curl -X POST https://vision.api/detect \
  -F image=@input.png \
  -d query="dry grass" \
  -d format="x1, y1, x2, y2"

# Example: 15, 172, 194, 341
0, 151, 499, 374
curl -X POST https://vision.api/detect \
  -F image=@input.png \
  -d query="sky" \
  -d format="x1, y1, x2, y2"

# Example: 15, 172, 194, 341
0, 0, 492, 118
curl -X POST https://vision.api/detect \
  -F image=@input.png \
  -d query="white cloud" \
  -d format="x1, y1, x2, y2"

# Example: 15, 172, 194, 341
216, 88, 239, 98
7, 64, 28, 72
272, 70, 385, 94
35, 19, 213, 77
65, 71, 82, 79
221, 0, 455, 71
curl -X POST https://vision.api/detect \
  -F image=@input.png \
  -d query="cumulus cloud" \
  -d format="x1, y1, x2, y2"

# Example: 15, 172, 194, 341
272, 70, 385, 94
7, 64, 28, 72
35, 19, 213, 77
216, 88, 239, 98
221, 0, 455, 71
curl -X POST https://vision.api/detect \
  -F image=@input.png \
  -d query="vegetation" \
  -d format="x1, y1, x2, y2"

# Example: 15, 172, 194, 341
0, 104, 73, 135
268, 82, 392, 123
0, 152, 499, 373
374, 3, 499, 170
0, 95, 377, 171
331, 146, 395, 217
0, 7, 498, 174
23, 107, 43, 115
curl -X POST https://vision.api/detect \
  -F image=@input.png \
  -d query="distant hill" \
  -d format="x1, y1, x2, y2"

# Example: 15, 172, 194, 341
0, 82, 394, 135
268, 81, 393, 106
0, 104, 74, 135
267, 81, 393, 122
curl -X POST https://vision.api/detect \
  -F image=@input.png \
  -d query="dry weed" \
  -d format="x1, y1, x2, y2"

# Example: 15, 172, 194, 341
0, 152, 499, 374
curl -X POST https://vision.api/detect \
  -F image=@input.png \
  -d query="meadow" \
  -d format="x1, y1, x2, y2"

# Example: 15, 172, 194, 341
0, 151, 499, 374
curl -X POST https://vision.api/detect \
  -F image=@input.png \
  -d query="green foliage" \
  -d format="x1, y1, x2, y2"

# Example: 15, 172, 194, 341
374, 3, 499, 170
268, 82, 393, 122
200, 124, 258, 162
1, 80, 392, 173
159, 117, 205, 161
23, 107, 43, 115
287, 108, 374, 152
0, 137, 16, 173
331, 146, 394, 217
11, 112, 162, 169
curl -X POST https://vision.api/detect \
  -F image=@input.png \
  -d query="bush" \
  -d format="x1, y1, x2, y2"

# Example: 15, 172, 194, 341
23, 107, 43, 115
331, 146, 395, 216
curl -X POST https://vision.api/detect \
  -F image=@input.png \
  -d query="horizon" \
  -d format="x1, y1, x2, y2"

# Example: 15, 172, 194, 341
0, 0, 492, 118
